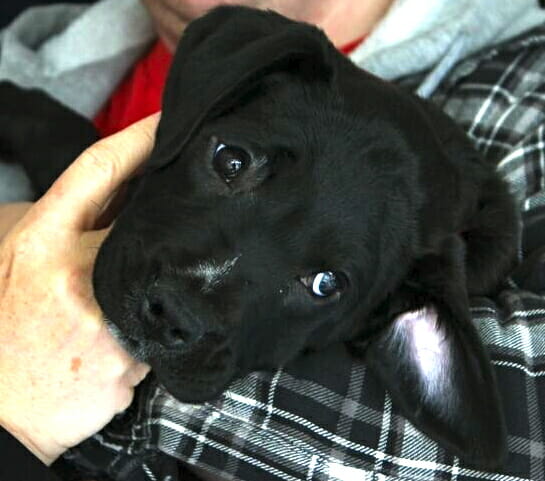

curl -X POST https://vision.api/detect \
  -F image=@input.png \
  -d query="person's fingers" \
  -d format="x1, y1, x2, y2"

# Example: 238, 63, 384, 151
36, 113, 160, 232
116, 386, 136, 414
123, 363, 152, 387
79, 228, 112, 264
92, 181, 132, 230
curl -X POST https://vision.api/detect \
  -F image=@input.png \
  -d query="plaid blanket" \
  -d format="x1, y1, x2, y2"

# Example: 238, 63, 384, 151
61, 25, 545, 481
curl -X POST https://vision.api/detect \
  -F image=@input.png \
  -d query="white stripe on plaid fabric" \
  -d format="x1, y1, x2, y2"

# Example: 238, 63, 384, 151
142, 463, 158, 481
373, 395, 393, 476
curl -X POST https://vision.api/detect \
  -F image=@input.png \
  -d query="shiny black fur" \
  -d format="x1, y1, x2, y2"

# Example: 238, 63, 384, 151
0, 6, 520, 470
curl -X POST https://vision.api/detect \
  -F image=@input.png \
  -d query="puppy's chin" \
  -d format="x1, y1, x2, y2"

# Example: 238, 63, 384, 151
155, 364, 237, 403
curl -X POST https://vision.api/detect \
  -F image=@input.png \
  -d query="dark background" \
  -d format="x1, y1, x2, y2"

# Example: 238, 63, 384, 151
0, 0, 90, 29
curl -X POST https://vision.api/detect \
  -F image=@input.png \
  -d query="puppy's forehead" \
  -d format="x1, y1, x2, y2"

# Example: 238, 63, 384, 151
248, 74, 412, 163
139, 72, 419, 271
185, 256, 240, 292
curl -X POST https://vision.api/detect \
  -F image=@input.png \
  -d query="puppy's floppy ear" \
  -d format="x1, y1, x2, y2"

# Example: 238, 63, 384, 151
148, 6, 334, 171
350, 236, 507, 469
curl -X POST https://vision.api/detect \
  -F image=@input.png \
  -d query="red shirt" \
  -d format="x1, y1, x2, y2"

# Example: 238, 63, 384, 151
94, 36, 365, 138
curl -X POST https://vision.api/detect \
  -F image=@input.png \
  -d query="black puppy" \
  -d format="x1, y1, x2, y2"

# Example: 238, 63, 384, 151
0, 6, 519, 470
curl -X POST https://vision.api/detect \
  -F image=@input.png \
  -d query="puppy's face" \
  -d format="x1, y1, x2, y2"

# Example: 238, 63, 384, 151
94, 74, 420, 402
94, 6, 515, 468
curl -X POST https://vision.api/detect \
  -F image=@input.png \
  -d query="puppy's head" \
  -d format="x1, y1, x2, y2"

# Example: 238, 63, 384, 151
94, 6, 517, 468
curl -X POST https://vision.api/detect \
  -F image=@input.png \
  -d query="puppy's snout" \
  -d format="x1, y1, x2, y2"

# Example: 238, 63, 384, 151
141, 289, 204, 349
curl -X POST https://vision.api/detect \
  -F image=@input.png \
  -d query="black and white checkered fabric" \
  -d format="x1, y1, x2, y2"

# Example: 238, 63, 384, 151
61, 26, 545, 481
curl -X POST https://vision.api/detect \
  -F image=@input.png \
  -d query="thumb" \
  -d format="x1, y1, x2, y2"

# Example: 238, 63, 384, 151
36, 113, 160, 232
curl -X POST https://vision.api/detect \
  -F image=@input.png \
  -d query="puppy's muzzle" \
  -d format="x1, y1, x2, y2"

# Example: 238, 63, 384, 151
140, 286, 205, 349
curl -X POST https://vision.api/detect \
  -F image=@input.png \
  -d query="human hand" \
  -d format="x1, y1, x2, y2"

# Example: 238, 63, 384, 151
0, 114, 160, 465
0, 202, 33, 240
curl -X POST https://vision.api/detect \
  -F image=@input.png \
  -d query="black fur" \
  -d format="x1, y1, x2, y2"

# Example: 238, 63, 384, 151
0, 6, 520, 470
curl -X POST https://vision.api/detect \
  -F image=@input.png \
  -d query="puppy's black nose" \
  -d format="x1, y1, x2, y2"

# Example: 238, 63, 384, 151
141, 290, 203, 349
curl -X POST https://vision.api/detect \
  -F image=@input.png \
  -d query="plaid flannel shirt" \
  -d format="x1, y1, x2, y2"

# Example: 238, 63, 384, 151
60, 25, 545, 481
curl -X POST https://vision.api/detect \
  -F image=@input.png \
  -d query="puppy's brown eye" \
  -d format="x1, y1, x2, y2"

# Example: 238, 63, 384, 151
213, 143, 250, 182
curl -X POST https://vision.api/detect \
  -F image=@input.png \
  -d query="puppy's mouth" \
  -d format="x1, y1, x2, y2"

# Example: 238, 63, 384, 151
104, 317, 237, 402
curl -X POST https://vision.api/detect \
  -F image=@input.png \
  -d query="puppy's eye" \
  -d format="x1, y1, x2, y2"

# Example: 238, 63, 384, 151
213, 143, 250, 182
301, 271, 347, 298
